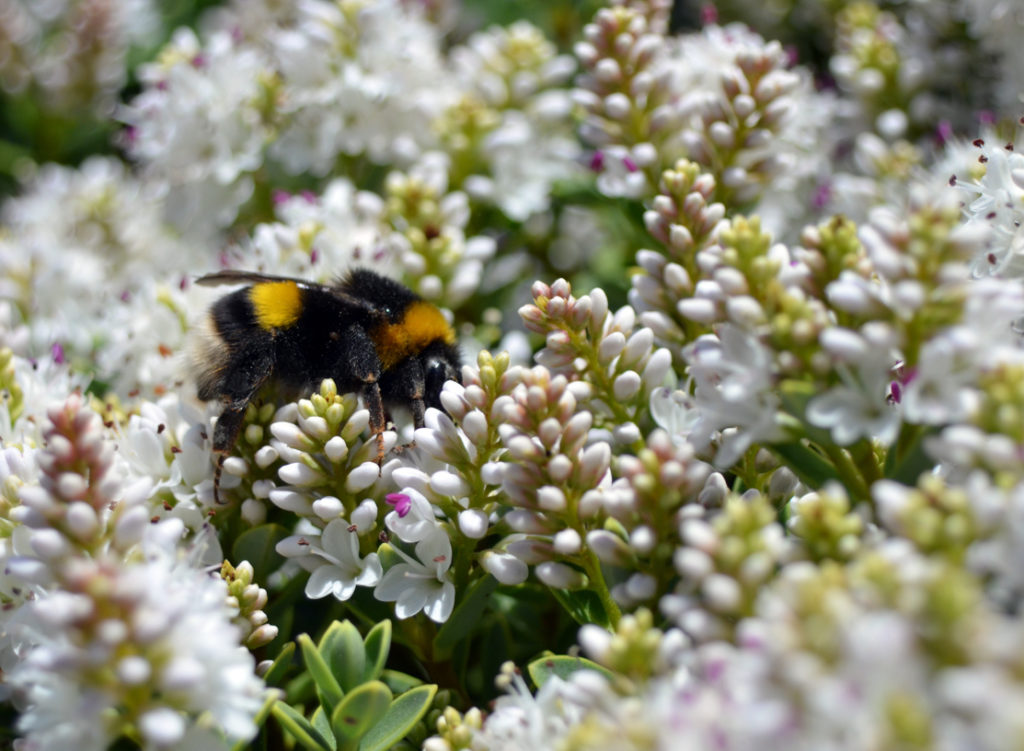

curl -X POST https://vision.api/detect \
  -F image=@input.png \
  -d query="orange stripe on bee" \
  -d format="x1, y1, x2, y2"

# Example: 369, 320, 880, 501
371, 301, 455, 370
250, 281, 303, 330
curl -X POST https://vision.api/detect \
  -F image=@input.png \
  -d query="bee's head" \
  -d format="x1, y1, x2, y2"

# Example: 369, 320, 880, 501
423, 344, 462, 413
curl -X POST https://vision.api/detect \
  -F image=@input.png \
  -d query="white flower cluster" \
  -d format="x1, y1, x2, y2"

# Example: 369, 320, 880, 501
448, 20, 582, 220
121, 0, 578, 237
0, 156, 214, 397
8, 0, 1024, 748
471, 539, 1024, 751
0, 0, 159, 113
0, 386, 264, 750
575, 6, 833, 238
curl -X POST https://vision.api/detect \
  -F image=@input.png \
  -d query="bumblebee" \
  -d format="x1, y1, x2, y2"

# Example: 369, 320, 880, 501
191, 268, 462, 502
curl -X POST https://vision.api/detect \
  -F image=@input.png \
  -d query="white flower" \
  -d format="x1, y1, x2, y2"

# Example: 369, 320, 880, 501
115, 394, 234, 527
593, 145, 651, 199
0, 158, 197, 389
374, 529, 455, 623
122, 27, 270, 235
263, 0, 456, 172
684, 325, 785, 467
961, 146, 1024, 279
806, 361, 901, 446
384, 488, 439, 543
901, 327, 981, 425
303, 518, 382, 601
468, 665, 583, 750
649, 386, 700, 442
9, 521, 264, 750
0, 0, 160, 115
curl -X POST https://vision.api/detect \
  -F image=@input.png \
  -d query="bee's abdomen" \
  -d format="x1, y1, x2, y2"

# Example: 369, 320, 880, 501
249, 281, 303, 331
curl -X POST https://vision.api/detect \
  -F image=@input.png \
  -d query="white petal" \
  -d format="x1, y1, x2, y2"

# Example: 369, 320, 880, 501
394, 584, 429, 619
305, 565, 339, 599
423, 581, 456, 623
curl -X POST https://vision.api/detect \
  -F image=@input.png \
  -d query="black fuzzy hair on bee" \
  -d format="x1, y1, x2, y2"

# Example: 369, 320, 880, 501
191, 268, 462, 502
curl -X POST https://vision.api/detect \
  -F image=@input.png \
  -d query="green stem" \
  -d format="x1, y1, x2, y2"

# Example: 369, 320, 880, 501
581, 548, 622, 629
819, 443, 871, 502
849, 440, 881, 486
770, 440, 842, 490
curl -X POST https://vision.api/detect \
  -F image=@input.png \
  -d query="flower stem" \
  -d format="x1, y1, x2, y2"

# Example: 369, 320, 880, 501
582, 547, 622, 629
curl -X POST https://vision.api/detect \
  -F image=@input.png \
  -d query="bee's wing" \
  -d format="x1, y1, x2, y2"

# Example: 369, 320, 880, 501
195, 269, 385, 317
194, 270, 328, 288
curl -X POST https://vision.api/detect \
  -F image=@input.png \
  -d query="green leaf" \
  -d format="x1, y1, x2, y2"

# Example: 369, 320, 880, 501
262, 641, 296, 687
284, 670, 315, 706
433, 575, 497, 659
358, 685, 437, 751
362, 620, 392, 682
310, 706, 335, 749
527, 654, 614, 688
298, 633, 344, 714
320, 620, 366, 694
332, 681, 393, 748
271, 703, 332, 751
550, 588, 611, 628
376, 543, 403, 570
778, 381, 836, 447
884, 424, 934, 485
769, 440, 841, 489
231, 524, 290, 583
380, 669, 423, 695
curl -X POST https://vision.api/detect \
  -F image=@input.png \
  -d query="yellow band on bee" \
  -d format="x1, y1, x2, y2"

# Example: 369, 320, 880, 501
372, 301, 455, 370
250, 281, 303, 330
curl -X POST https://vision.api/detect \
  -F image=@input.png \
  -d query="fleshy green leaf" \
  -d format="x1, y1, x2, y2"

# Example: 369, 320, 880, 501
262, 641, 296, 688
433, 575, 497, 658
362, 620, 392, 682
380, 669, 423, 695
320, 620, 366, 694
527, 654, 614, 688
231, 524, 290, 583
310, 706, 335, 749
271, 703, 333, 751
298, 633, 344, 714
357, 684, 438, 751
332, 680, 393, 748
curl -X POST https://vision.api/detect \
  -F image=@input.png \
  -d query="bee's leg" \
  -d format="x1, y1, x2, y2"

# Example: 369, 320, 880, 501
384, 360, 426, 460
382, 394, 425, 463
211, 407, 246, 506
210, 347, 275, 505
361, 380, 387, 462
337, 325, 385, 461
411, 396, 426, 429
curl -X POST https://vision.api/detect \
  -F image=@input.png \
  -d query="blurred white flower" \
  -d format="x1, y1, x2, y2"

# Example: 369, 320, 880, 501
123, 27, 269, 236
960, 146, 1024, 279
806, 360, 901, 446
685, 325, 785, 467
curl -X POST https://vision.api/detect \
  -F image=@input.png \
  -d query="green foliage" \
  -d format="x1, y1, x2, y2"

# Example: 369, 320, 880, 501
527, 654, 614, 688
272, 620, 437, 751
433, 576, 498, 658
231, 524, 289, 583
